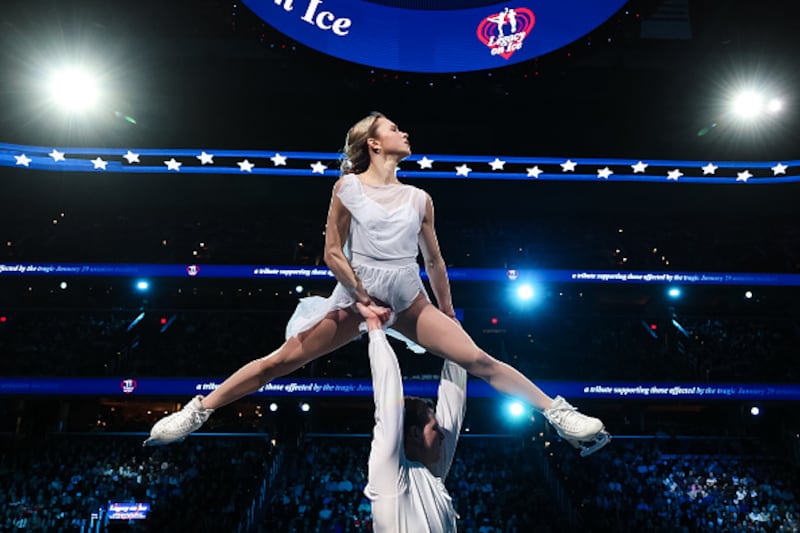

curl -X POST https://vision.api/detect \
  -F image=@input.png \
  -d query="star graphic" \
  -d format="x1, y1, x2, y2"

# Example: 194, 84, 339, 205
123, 151, 140, 164
310, 161, 327, 174
489, 158, 506, 170
455, 164, 472, 177
526, 166, 543, 178
416, 156, 434, 169
736, 170, 752, 182
597, 167, 613, 179
196, 151, 214, 165
238, 159, 254, 173
666, 169, 683, 181
631, 161, 648, 173
49, 149, 65, 162
92, 157, 108, 170
701, 162, 718, 175
771, 162, 787, 175
560, 160, 577, 172
270, 153, 287, 166
164, 158, 182, 172
14, 154, 32, 167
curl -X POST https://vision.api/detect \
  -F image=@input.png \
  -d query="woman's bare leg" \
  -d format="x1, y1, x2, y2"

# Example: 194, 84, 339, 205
201, 309, 363, 410
393, 295, 553, 411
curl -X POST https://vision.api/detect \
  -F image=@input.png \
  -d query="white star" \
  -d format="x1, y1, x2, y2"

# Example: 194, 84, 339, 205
560, 159, 577, 172
270, 153, 287, 166
631, 161, 648, 173
92, 157, 108, 170
238, 159, 254, 173
489, 157, 506, 170
597, 167, 613, 179
417, 156, 434, 169
771, 162, 787, 175
123, 150, 140, 164
526, 166, 543, 178
666, 169, 683, 181
736, 170, 752, 182
164, 158, 182, 172
14, 154, 32, 167
701, 162, 718, 175
196, 151, 214, 165
49, 149, 65, 162
455, 164, 472, 177
310, 161, 327, 174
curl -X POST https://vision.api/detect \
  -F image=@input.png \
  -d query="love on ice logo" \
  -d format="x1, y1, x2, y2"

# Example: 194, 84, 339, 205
477, 7, 535, 59
121, 379, 137, 394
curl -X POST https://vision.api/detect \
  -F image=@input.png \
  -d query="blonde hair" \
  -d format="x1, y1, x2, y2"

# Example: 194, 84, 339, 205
340, 111, 385, 175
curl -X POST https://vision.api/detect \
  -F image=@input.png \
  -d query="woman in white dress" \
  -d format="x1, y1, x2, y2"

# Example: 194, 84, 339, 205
145, 112, 609, 455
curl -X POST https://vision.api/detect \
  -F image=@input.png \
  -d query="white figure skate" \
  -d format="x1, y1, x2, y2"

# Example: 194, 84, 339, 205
543, 395, 611, 457
143, 395, 214, 446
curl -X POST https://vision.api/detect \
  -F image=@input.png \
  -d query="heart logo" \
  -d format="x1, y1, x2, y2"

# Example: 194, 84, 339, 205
121, 379, 138, 394
476, 7, 535, 60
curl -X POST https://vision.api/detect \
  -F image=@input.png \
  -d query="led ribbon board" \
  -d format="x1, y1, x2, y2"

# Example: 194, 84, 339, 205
241, 0, 628, 72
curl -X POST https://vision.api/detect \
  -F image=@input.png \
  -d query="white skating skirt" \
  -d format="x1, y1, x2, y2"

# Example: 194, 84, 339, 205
285, 258, 429, 353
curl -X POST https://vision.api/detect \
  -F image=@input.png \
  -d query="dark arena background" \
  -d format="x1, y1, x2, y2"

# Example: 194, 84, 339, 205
2, 0, 800, 531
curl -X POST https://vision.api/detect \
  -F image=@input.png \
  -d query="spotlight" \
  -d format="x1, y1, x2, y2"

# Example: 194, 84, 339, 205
517, 284, 535, 301
47, 67, 99, 111
295, 285, 304, 294
750, 406, 760, 416
744, 290, 753, 299
508, 402, 525, 417
300, 402, 310, 413
767, 98, 783, 114
269, 403, 278, 412
732, 91, 764, 119
135, 280, 150, 292
59, 281, 68, 290
667, 287, 681, 299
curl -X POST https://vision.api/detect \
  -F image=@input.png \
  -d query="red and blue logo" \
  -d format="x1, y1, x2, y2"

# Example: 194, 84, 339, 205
477, 7, 535, 60
121, 379, 137, 394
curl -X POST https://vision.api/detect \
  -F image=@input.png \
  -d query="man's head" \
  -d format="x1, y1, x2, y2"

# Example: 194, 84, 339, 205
404, 397, 445, 466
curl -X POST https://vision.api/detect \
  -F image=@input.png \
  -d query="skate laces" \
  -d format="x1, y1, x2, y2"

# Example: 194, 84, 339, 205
159, 397, 210, 435
545, 396, 599, 437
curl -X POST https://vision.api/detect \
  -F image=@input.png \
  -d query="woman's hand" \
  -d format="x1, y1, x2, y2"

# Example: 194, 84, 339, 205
356, 302, 392, 331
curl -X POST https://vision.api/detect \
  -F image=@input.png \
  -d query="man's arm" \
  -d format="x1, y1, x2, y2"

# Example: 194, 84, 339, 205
428, 359, 467, 480
364, 329, 404, 498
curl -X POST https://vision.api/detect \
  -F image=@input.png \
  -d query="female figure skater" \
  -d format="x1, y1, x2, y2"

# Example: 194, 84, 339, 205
145, 112, 609, 456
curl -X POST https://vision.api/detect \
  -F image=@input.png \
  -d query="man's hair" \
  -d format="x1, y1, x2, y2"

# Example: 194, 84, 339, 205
404, 397, 434, 435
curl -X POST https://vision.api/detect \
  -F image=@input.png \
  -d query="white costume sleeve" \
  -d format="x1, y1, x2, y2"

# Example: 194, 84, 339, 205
428, 360, 467, 480
365, 329, 405, 499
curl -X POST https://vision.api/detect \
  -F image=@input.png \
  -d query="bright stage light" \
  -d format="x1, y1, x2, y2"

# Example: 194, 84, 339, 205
269, 403, 278, 412
135, 280, 150, 292
47, 67, 99, 111
300, 402, 310, 413
750, 406, 760, 416
508, 402, 525, 417
767, 98, 783, 114
732, 91, 763, 119
517, 284, 535, 301
667, 287, 681, 299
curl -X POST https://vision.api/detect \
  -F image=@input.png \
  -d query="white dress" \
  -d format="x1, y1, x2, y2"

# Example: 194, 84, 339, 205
285, 173, 431, 351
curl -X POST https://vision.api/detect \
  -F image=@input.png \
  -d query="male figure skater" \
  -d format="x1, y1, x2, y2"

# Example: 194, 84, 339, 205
360, 302, 465, 532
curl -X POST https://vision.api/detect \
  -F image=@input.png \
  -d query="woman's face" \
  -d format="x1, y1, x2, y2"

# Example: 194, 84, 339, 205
371, 117, 411, 158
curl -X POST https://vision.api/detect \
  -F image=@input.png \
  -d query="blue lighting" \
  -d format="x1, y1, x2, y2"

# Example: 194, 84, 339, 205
135, 280, 150, 291
667, 287, 681, 298
517, 283, 535, 301
507, 401, 526, 419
